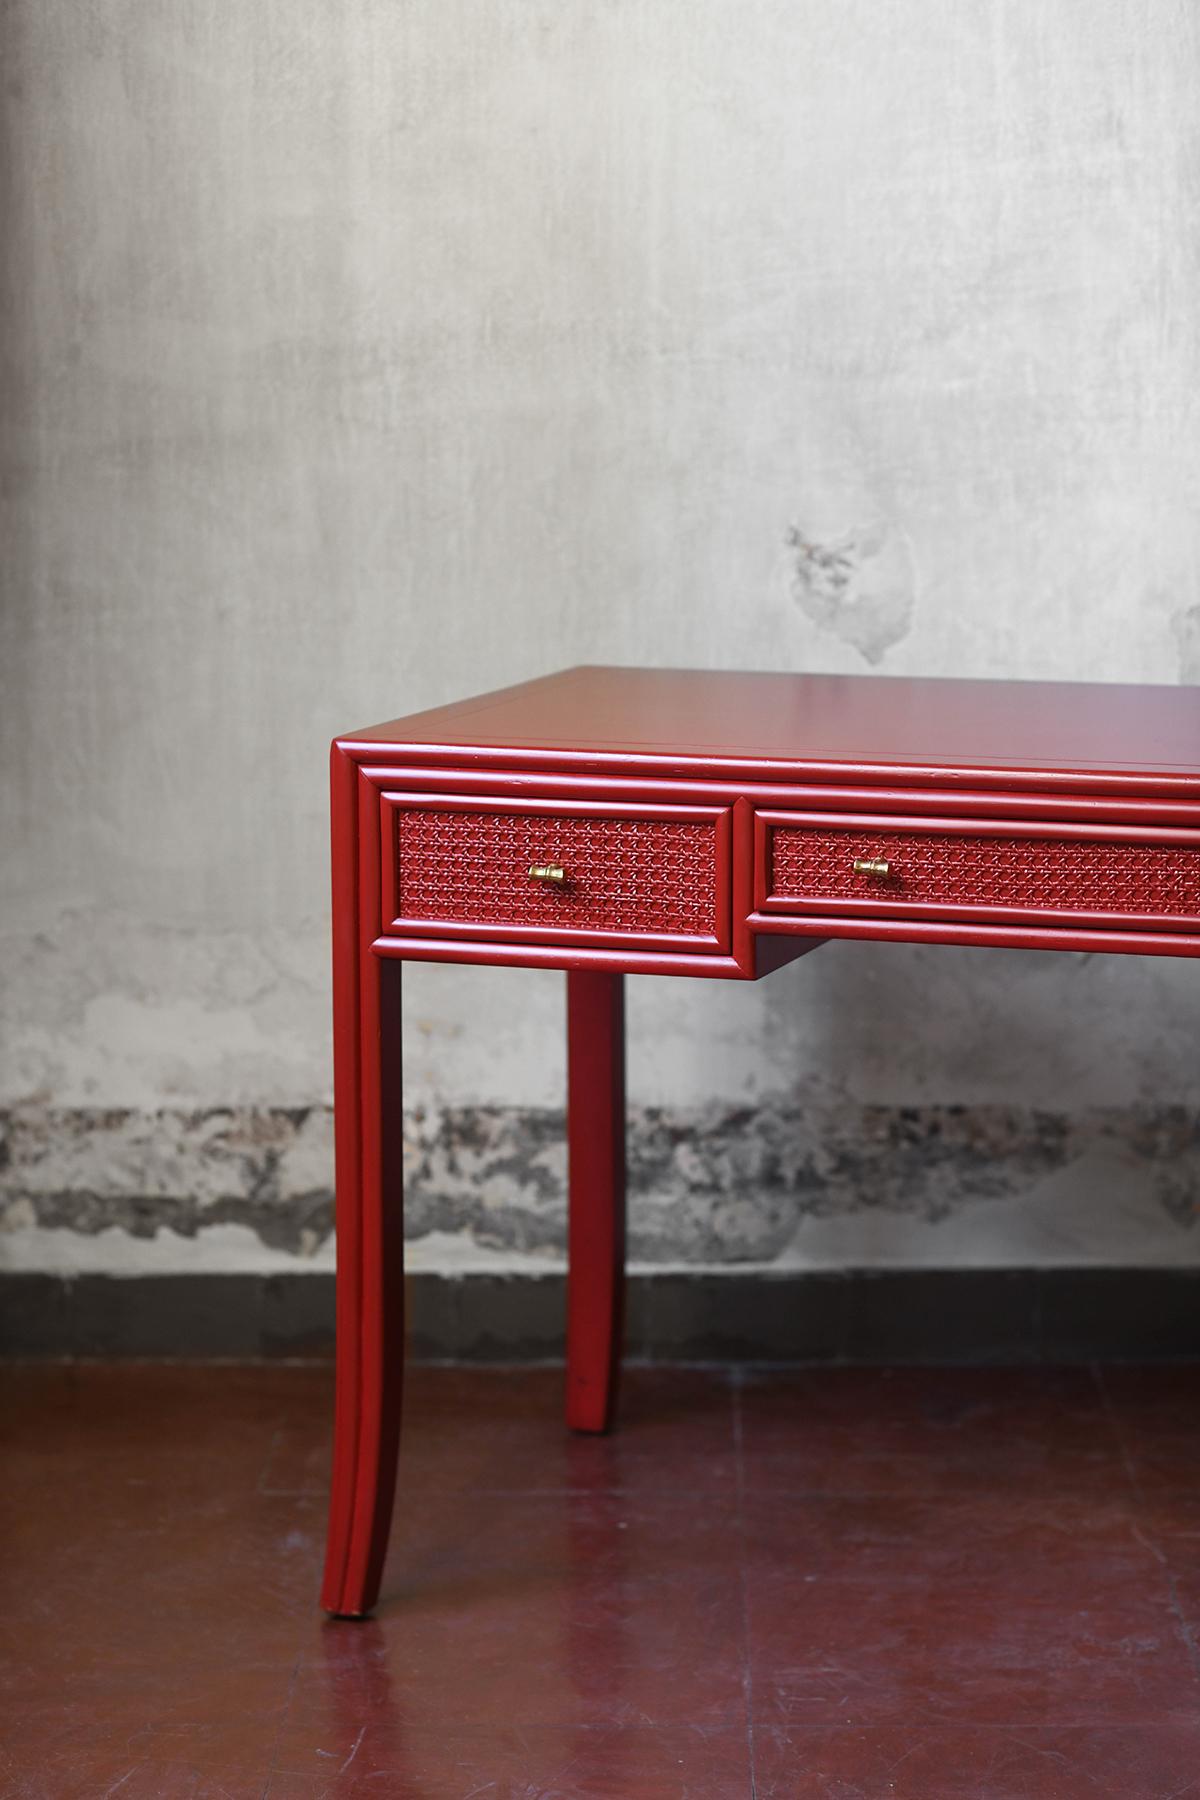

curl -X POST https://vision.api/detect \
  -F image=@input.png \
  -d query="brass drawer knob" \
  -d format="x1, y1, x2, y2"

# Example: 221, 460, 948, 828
529, 863, 566, 883
852, 857, 891, 878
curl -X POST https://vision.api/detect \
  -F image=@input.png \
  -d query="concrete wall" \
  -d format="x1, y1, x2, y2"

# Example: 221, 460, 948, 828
3, 0, 1200, 1281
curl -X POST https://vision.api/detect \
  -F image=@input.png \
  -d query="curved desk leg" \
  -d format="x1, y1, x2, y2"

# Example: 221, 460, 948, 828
566, 969, 627, 1434
321, 946, 406, 1619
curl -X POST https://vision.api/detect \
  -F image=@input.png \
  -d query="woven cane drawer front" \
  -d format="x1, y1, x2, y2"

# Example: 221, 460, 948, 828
760, 813, 1200, 929
386, 798, 730, 948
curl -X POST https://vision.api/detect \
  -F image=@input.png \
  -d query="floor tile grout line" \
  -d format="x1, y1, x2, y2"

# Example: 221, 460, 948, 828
731, 1370, 758, 1799
1092, 1363, 1200, 1693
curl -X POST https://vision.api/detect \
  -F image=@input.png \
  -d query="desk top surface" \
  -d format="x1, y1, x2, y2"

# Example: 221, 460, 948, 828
343, 665, 1200, 786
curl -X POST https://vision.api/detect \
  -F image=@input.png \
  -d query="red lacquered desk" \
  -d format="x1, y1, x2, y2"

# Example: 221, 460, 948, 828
321, 665, 1200, 1616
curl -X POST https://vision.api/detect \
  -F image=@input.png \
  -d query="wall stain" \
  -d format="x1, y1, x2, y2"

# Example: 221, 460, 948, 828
2, 1101, 1197, 1263
786, 518, 915, 665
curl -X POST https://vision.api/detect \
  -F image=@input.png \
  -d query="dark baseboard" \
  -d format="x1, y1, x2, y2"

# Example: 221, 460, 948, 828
2, 1268, 1200, 1362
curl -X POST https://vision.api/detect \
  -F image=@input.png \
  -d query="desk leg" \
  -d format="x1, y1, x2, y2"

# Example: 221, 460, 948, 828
321, 955, 405, 1618
566, 969, 627, 1433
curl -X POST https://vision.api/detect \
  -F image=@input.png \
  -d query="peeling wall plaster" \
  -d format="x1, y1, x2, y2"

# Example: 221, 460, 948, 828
3, 1099, 1199, 1275
2, 0, 1200, 1277
785, 521, 916, 666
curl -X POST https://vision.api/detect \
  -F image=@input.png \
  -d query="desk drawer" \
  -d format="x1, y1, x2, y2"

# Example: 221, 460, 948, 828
756, 811, 1200, 932
382, 794, 732, 951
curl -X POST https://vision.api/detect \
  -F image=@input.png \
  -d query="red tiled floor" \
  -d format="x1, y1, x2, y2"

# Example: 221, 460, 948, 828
1099, 1364, 1200, 1498
738, 1366, 1132, 1498
740, 1490, 1165, 1600
747, 1572, 1195, 1729
1, 1760, 273, 1800
268, 1725, 753, 1797
261, 1365, 739, 1498
284, 1572, 746, 1731
753, 1723, 1200, 1799
1, 1361, 1198, 1797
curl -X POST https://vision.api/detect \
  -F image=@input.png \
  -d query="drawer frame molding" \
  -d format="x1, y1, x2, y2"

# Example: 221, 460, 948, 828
380, 790, 735, 954
754, 807, 1200, 935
